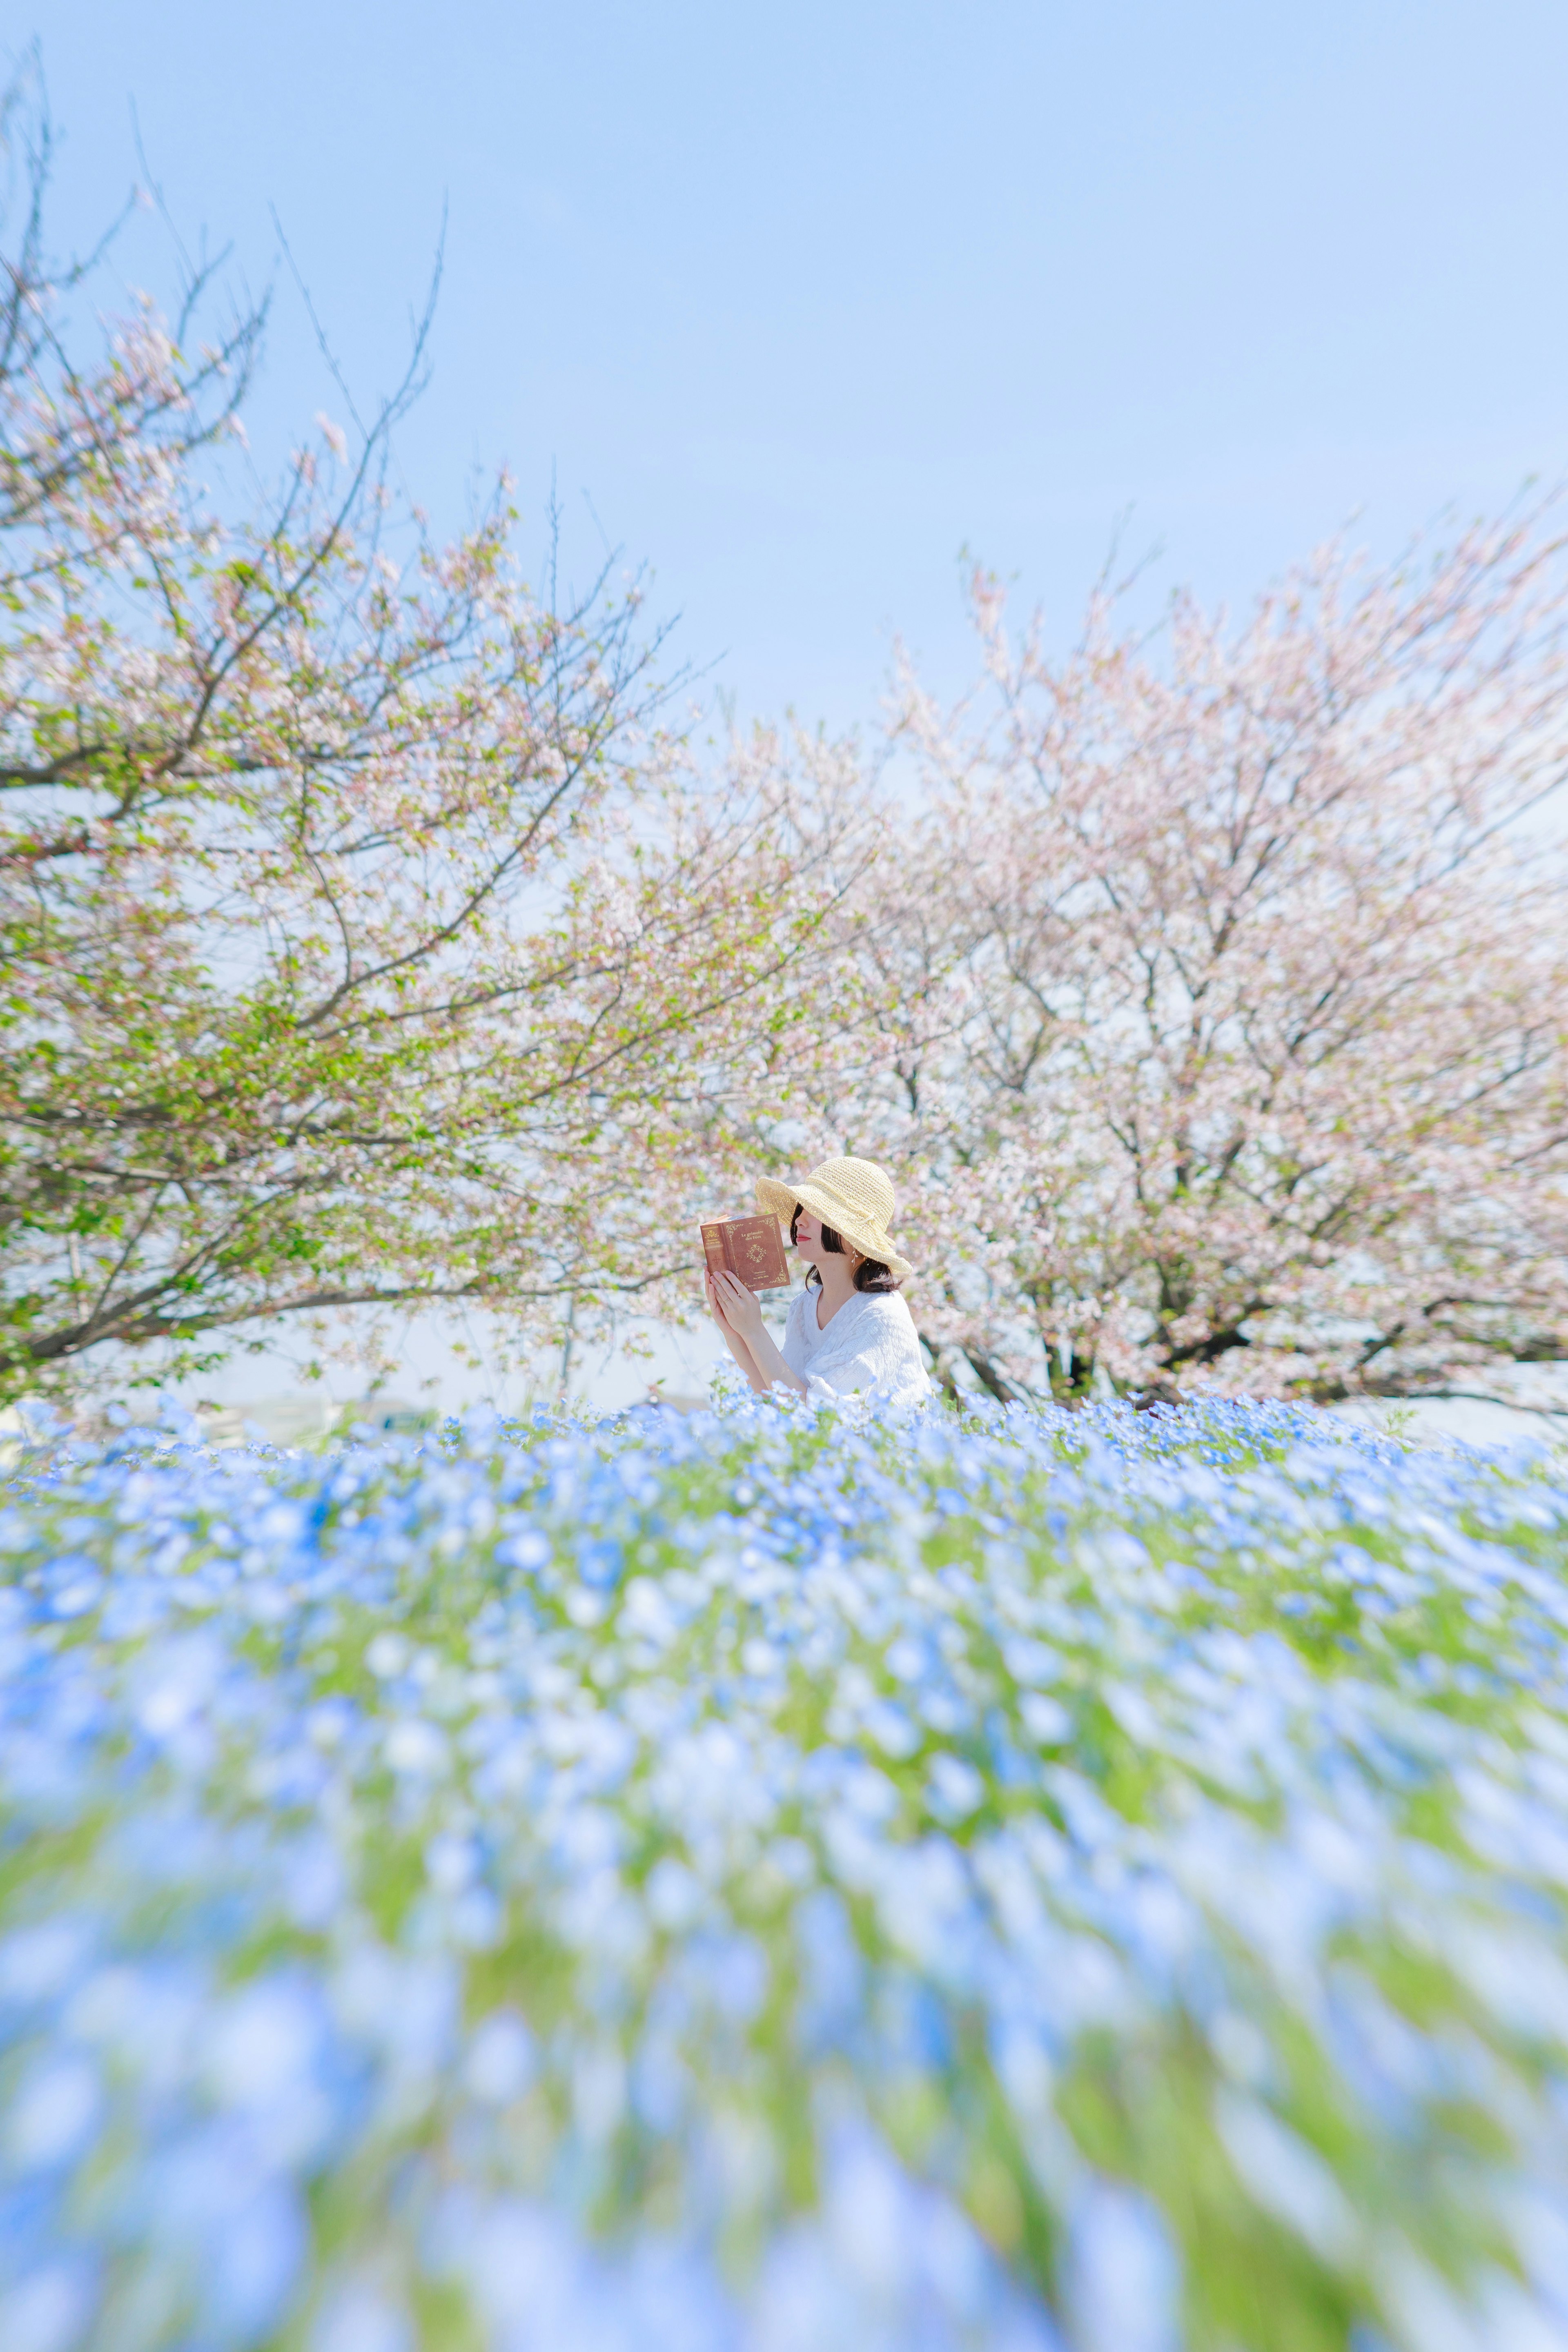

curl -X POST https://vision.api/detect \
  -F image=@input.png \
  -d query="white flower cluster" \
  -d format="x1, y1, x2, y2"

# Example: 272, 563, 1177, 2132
0, 1395, 1565, 2352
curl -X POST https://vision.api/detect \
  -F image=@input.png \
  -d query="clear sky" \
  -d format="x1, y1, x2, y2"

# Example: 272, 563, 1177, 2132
24, 0, 1568, 735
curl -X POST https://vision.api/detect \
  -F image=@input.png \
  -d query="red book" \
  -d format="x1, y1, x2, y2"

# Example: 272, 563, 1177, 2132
700, 1214, 791, 1292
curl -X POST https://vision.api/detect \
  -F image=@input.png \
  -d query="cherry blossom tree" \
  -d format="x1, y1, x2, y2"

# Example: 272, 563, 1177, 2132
0, 80, 868, 1404
834, 521, 1568, 1407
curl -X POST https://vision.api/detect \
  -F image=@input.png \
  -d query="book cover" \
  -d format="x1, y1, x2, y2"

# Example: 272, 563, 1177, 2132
699, 1214, 791, 1292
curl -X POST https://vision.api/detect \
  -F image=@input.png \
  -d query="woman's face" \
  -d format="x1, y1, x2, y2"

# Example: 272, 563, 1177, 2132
791, 1209, 826, 1264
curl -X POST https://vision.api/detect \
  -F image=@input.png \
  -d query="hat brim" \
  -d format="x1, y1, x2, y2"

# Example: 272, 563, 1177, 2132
755, 1176, 915, 1281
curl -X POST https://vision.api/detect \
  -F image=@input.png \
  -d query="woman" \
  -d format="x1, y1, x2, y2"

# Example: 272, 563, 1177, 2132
705, 1155, 931, 1410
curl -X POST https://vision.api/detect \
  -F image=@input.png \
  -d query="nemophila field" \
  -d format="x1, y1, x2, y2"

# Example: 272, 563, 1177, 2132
1, 1398, 1566, 2352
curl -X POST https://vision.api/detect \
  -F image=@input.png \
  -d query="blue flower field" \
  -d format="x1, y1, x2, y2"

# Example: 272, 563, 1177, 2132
2, 1395, 1567, 2352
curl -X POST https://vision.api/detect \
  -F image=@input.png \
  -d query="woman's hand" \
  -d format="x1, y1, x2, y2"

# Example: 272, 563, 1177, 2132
710, 1268, 766, 1344
704, 1268, 803, 1399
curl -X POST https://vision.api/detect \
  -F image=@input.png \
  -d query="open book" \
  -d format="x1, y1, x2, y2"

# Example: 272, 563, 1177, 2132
699, 1214, 791, 1292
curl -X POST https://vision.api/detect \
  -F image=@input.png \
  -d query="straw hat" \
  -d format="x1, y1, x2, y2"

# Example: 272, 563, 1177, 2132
755, 1156, 915, 1281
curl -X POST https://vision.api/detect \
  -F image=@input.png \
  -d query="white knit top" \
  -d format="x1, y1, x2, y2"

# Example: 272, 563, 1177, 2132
777, 1283, 931, 1411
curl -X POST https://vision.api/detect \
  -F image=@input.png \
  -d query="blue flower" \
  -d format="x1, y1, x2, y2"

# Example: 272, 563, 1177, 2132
0, 1394, 1562, 2347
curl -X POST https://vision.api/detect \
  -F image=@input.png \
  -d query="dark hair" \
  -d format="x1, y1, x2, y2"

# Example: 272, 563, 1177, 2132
790, 1206, 900, 1293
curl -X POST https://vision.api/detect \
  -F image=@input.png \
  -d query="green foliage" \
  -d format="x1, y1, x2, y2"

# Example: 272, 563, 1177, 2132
0, 96, 864, 1402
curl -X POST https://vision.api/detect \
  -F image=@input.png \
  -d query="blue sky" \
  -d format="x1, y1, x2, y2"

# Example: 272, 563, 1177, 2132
25, 1, 1568, 734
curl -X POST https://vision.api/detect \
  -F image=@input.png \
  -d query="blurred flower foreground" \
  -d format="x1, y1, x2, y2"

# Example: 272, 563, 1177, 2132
3, 1394, 1567, 2352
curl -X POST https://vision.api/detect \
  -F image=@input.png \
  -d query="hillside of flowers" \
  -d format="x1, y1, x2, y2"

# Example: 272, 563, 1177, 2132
3, 1392, 1567, 2352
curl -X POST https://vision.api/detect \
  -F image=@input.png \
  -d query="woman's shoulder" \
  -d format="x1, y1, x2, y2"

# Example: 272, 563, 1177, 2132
845, 1288, 919, 1336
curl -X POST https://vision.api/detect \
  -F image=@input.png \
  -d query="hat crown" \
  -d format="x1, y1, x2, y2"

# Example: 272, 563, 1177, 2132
809, 1156, 896, 1230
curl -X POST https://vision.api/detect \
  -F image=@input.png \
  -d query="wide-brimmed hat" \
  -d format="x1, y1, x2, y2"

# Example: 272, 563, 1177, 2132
755, 1156, 915, 1281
